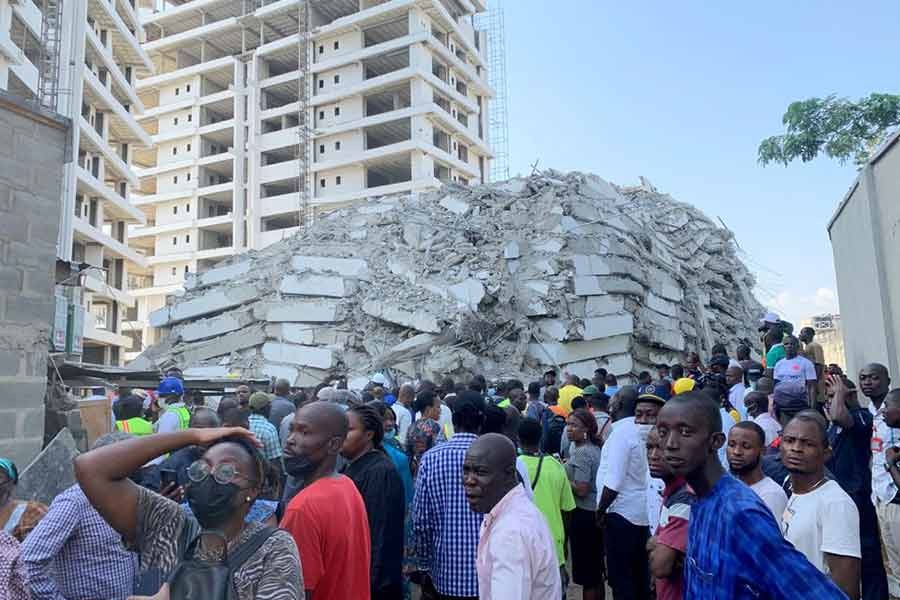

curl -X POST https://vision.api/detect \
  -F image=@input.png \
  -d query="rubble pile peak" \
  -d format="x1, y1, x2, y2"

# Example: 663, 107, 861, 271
138, 170, 763, 386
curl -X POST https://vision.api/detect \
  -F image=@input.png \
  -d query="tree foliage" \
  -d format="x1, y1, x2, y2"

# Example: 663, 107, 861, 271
758, 93, 900, 167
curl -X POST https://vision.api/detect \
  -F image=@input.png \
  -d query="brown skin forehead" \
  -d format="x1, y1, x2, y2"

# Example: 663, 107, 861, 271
296, 401, 347, 436
728, 426, 762, 448
202, 442, 258, 483
860, 364, 889, 378
658, 400, 714, 434
782, 419, 826, 447
466, 433, 516, 473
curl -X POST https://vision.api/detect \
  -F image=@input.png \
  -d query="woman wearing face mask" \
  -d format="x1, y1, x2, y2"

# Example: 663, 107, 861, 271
0, 458, 47, 542
73, 427, 303, 600
342, 404, 407, 600
564, 409, 605, 600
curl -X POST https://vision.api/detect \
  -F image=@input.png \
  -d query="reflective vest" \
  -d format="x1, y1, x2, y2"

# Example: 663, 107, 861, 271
116, 417, 154, 436
167, 405, 191, 430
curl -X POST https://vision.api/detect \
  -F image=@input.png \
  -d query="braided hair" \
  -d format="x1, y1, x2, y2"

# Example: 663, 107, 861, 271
348, 404, 384, 449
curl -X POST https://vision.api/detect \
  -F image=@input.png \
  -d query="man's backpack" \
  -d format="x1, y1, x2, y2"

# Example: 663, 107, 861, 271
168, 523, 276, 600
541, 411, 567, 456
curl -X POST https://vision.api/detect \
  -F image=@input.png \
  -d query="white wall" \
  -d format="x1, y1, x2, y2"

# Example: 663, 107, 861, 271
315, 164, 364, 198
156, 166, 194, 194
154, 227, 194, 256
155, 198, 194, 226
153, 262, 191, 286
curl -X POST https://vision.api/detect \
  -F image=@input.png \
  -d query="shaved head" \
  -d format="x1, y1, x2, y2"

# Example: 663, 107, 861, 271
463, 433, 518, 514
299, 401, 349, 439
189, 407, 220, 429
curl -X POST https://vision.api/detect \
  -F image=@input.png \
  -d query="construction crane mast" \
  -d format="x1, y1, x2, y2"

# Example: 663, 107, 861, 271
37, 0, 64, 111
476, 0, 510, 182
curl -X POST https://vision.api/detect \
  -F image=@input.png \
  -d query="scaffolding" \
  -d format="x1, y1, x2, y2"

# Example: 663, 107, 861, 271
37, 0, 64, 111
297, 1, 312, 227
475, 0, 509, 182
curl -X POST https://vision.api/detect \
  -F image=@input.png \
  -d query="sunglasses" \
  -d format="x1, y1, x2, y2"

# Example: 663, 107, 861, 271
187, 460, 254, 486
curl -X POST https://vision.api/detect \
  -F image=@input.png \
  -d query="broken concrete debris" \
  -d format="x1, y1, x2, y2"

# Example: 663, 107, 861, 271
138, 171, 763, 385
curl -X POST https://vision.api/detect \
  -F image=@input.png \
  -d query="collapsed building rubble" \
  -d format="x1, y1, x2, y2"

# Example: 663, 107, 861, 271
135, 171, 764, 386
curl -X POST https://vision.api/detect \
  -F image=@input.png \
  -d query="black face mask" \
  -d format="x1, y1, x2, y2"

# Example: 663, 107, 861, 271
185, 477, 241, 529
283, 454, 318, 479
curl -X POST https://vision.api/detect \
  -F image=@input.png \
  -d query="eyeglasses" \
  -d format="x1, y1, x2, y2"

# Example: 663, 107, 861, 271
187, 460, 252, 485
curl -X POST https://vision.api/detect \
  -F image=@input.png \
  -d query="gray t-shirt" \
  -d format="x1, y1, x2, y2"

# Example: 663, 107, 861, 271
565, 443, 602, 510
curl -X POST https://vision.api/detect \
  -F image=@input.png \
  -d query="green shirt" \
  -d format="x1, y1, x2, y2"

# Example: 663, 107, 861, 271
766, 343, 785, 369
520, 454, 576, 566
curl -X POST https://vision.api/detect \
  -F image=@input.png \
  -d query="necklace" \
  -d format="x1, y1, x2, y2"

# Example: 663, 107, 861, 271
792, 475, 827, 495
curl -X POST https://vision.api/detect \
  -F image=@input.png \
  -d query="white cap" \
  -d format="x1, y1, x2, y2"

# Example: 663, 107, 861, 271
759, 311, 780, 324
370, 373, 388, 386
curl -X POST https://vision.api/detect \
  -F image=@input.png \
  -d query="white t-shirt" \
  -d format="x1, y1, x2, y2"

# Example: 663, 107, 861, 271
754, 413, 781, 447
773, 356, 817, 385
595, 417, 649, 526
395, 403, 413, 443
750, 476, 789, 527
781, 480, 861, 574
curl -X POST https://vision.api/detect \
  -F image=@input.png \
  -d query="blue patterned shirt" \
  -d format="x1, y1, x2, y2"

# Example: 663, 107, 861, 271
686, 475, 848, 599
412, 432, 482, 596
249, 414, 283, 460
21, 484, 138, 600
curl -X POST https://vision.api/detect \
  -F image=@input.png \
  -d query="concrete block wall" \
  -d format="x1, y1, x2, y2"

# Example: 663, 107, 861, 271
0, 92, 70, 468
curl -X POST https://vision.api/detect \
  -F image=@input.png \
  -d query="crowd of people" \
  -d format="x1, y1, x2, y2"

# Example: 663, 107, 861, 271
1, 314, 900, 600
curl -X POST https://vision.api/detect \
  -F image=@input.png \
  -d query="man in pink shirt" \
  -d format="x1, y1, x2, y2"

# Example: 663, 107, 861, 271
463, 433, 561, 599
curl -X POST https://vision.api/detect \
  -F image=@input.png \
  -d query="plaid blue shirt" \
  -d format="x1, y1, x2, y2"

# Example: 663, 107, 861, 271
20, 484, 138, 600
249, 414, 283, 460
686, 475, 848, 599
412, 432, 482, 596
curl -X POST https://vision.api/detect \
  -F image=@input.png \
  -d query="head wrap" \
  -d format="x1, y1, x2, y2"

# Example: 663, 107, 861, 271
0, 458, 18, 484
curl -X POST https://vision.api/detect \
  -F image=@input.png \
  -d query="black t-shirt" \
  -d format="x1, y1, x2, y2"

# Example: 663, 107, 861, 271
827, 407, 874, 498
342, 449, 406, 591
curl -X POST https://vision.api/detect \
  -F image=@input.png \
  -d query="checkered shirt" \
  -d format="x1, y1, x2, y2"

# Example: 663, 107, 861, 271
20, 484, 138, 600
412, 432, 482, 596
249, 414, 283, 460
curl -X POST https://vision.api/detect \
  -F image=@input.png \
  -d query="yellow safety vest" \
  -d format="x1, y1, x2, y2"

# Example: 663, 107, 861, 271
167, 405, 191, 430
116, 417, 154, 436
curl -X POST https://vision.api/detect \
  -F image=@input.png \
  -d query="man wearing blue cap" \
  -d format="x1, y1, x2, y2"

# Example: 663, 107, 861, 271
155, 376, 190, 434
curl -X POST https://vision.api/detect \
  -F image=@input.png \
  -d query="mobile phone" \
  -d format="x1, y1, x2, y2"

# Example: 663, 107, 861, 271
160, 468, 177, 489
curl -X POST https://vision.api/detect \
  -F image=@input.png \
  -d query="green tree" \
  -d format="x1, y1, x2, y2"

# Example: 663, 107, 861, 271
758, 93, 900, 167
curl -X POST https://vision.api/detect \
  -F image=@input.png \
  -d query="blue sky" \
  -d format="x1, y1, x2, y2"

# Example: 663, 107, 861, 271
501, 0, 899, 324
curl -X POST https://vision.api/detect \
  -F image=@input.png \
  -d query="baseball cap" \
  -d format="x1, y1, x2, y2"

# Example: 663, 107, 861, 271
773, 381, 808, 412
638, 380, 672, 405
759, 311, 780, 325
582, 385, 599, 397
370, 373, 388, 386
709, 355, 730, 369
746, 362, 764, 380
249, 392, 272, 410
673, 378, 696, 395
157, 376, 184, 397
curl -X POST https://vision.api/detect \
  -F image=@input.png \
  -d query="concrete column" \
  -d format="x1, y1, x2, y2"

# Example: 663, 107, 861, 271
233, 58, 249, 249
56, 0, 88, 263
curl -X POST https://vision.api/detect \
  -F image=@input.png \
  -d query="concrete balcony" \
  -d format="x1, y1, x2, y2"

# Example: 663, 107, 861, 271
424, 0, 486, 68
75, 165, 145, 223
84, 272, 135, 307
82, 68, 152, 145
425, 36, 492, 96
72, 215, 148, 266
131, 189, 194, 207
258, 226, 300, 249
143, 16, 241, 55
88, 0, 154, 71
84, 318, 132, 349
137, 56, 234, 91
135, 157, 194, 178
85, 26, 144, 112
311, 66, 418, 109
78, 117, 139, 186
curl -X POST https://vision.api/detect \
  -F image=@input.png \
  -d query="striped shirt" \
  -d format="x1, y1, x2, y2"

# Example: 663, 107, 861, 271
134, 487, 302, 600
412, 432, 482, 596
21, 484, 138, 600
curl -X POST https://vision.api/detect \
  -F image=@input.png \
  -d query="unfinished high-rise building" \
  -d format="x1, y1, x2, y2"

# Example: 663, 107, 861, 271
0, 0, 154, 366
126, 0, 494, 361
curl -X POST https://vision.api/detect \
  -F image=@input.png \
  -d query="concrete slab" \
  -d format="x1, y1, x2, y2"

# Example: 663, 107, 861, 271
439, 195, 470, 215
183, 366, 232, 378
266, 323, 316, 345
527, 335, 631, 365
254, 299, 341, 323
585, 295, 625, 316
261, 364, 299, 385
504, 241, 521, 259
180, 310, 252, 342
261, 342, 335, 370
448, 279, 485, 311
646, 293, 679, 317
573, 255, 611, 276
177, 325, 267, 364
362, 300, 441, 334
15, 428, 79, 505
280, 274, 351, 298
198, 261, 252, 287
164, 286, 259, 326
583, 314, 635, 340
291, 255, 369, 278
